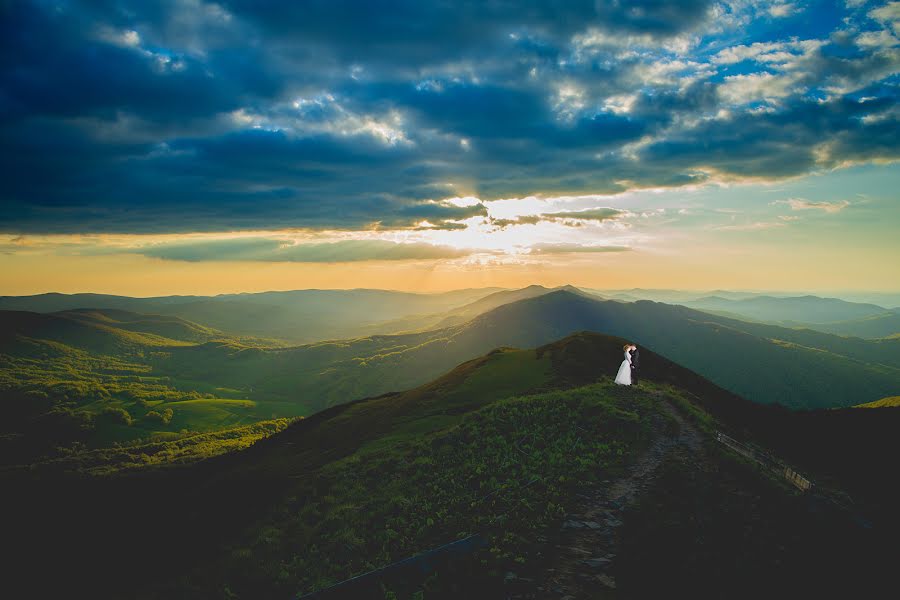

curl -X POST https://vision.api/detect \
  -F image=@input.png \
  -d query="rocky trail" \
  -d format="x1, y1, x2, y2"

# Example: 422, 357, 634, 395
507, 391, 706, 599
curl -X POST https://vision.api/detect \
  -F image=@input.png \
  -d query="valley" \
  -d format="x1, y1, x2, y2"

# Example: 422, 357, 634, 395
3, 331, 895, 598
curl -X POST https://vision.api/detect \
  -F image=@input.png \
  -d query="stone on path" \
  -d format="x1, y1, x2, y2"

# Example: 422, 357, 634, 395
583, 557, 612, 568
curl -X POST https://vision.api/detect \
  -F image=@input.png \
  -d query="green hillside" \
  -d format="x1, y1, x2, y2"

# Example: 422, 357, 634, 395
0, 309, 197, 356
166, 290, 894, 412
855, 395, 900, 408
4, 332, 892, 599
3, 289, 898, 466
59, 307, 231, 341
791, 311, 900, 339
445, 292, 900, 408
0, 310, 302, 463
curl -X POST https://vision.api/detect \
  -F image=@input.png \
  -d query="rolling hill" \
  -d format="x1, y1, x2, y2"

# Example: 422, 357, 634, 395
0, 308, 205, 356
0, 308, 301, 463
4, 332, 894, 599
786, 310, 900, 339
684, 294, 890, 324
0, 288, 502, 343
171, 289, 894, 412
339, 284, 592, 335
589, 291, 900, 338
3, 290, 898, 464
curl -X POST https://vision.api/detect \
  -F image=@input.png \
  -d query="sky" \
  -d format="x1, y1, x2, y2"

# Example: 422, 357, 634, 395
1, 0, 899, 296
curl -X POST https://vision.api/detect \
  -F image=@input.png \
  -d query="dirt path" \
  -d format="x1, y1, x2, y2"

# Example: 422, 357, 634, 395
515, 393, 705, 599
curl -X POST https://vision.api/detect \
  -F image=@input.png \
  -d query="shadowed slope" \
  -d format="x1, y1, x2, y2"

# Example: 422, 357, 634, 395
7, 331, 893, 599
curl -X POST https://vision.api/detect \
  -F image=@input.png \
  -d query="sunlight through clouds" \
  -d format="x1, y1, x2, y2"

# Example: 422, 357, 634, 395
0, 0, 898, 293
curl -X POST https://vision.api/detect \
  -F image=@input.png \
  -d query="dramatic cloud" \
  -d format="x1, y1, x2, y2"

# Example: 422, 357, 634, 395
530, 243, 631, 254
490, 207, 625, 228
0, 0, 898, 236
132, 237, 472, 262
774, 198, 852, 212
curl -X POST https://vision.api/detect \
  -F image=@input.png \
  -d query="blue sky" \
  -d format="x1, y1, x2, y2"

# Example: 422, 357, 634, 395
0, 0, 898, 294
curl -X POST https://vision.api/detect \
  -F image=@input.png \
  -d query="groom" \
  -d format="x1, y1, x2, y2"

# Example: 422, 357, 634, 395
630, 345, 640, 385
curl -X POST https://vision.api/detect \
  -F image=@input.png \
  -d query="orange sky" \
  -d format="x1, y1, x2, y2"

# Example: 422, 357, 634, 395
2, 240, 896, 296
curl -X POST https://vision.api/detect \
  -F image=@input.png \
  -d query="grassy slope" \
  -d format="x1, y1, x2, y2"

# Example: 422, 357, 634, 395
3, 287, 898, 471
855, 395, 900, 407
6, 331, 893, 599
828, 310, 900, 338
27, 418, 293, 475
2, 334, 659, 599
0, 310, 300, 462
57, 308, 227, 342
3, 289, 898, 467
144, 291, 900, 414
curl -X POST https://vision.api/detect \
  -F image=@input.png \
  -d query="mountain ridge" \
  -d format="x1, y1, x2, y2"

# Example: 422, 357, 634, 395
6, 331, 894, 599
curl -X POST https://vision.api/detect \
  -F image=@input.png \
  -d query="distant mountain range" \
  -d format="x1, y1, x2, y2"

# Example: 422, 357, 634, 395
678, 294, 899, 337
582, 291, 899, 339
684, 294, 888, 322
4, 286, 899, 341
3, 289, 897, 464
0, 288, 503, 343
354, 284, 592, 334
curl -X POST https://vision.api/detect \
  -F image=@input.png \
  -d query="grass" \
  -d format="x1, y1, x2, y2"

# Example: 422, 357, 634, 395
159, 382, 662, 598
28, 419, 295, 475
615, 446, 889, 598
656, 383, 718, 434
855, 395, 900, 408
7, 326, 894, 599
0, 336, 308, 463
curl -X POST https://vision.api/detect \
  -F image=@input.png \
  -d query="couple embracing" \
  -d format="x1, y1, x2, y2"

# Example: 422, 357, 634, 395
614, 343, 640, 386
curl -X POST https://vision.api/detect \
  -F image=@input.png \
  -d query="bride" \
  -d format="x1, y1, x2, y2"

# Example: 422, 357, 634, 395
614, 344, 635, 385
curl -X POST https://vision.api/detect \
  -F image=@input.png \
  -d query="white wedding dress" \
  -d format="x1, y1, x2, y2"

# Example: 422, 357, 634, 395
614, 350, 632, 385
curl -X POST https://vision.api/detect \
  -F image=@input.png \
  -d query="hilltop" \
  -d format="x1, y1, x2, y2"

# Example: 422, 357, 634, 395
227, 289, 896, 411
4, 332, 892, 599
3, 289, 898, 466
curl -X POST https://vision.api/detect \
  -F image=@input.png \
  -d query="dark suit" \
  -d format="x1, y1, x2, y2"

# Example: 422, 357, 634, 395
630, 347, 640, 384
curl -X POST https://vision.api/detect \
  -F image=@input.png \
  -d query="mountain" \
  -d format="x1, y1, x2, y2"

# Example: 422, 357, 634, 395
436, 284, 573, 324
588, 292, 900, 338
0, 309, 208, 356
5, 333, 893, 599
332, 284, 572, 335
587, 288, 781, 303
374, 284, 594, 332
460, 292, 899, 406
4, 290, 897, 462
820, 291, 900, 308
784, 310, 900, 339
684, 294, 890, 325
138, 290, 898, 415
53, 308, 227, 343
0, 288, 503, 343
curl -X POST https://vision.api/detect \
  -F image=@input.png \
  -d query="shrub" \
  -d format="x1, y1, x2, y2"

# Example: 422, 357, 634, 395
145, 408, 174, 425
100, 407, 133, 426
